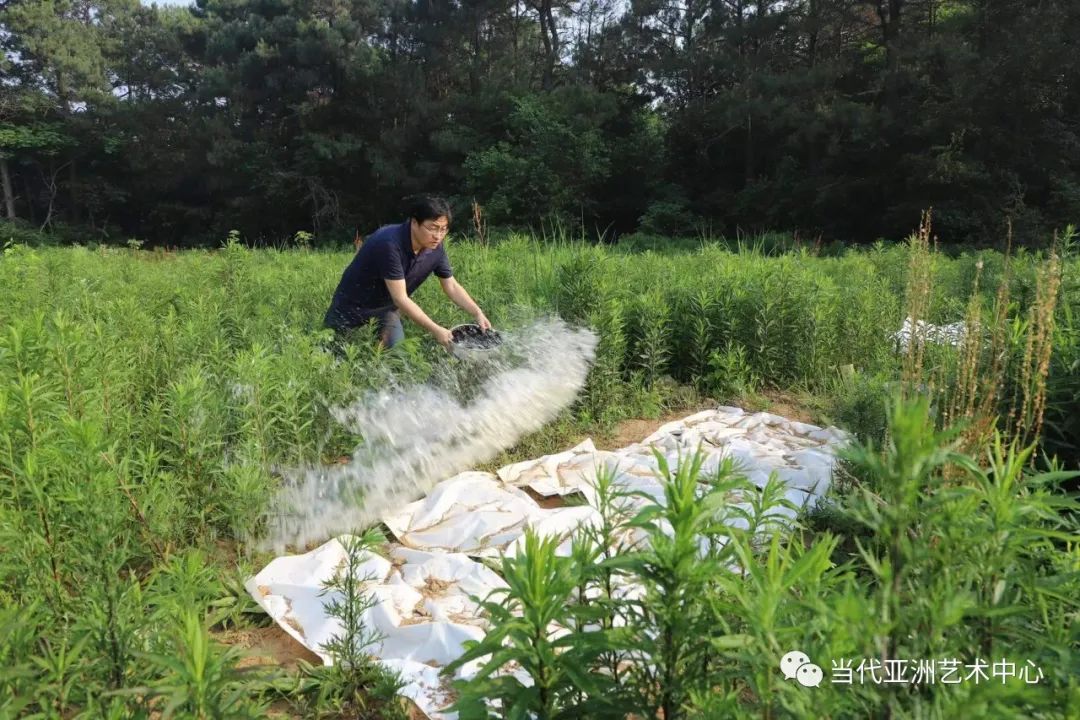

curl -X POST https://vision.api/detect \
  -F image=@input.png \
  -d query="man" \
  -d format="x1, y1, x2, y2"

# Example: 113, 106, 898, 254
324, 195, 491, 349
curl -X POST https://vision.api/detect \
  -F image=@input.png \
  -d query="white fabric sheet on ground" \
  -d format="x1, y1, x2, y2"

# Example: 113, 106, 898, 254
246, 541, 506, 717
382, 472, 545, 557
247, 405, 849, 719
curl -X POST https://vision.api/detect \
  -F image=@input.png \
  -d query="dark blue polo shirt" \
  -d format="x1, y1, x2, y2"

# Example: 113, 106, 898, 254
324, 220, 453, 330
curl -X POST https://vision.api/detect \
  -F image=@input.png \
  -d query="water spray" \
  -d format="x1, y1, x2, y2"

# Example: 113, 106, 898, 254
261, 316, 598, 551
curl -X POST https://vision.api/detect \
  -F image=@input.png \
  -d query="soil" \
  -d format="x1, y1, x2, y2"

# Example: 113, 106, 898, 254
407, 699, 432, 719
420, 577, 453, 599
752, 387, 822, 425
523, 486, 569, 509
592, 403, 716, 451
216, 626, 428, 718
596, 415, 678, 450
215, 625, 321, 671
591, 390, 821, 452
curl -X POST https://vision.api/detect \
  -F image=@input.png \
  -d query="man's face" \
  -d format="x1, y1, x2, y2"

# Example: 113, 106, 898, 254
413, 216, 449, 250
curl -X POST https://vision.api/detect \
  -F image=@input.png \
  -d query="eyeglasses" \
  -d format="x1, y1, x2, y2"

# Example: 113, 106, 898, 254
422, 222, 449, 236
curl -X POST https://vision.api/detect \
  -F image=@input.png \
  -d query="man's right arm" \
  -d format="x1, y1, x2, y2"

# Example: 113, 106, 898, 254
384, 279, 453, 348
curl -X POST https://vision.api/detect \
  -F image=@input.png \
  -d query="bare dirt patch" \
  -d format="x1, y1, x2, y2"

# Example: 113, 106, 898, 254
751, 388, 823, 425
592, 390, 824, 452
523, 486, 567, 509
593, 404, 716, 450
420, 577, 453, 599
216, 625, 321, 671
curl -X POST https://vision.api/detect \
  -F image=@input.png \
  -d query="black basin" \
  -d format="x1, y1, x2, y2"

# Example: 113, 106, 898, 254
450, 323, 503, 350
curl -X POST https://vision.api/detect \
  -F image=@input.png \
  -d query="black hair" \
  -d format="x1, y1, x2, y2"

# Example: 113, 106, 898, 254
403, 194, 452, 224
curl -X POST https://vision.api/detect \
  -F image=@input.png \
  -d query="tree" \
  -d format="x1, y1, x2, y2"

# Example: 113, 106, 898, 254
1, 0, 138, 223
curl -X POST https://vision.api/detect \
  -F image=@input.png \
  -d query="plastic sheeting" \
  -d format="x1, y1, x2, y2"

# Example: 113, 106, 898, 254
247, 406, 849, 718
892, 316, 970, 352
246, 541, 505, 713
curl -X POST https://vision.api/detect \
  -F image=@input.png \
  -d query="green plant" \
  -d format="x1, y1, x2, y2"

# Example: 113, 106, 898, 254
831, 394, 1080, 716
137, 610, 266, 719
299, 529, 406, 720
616, 450, 744, 720
571, 462, 638, 689
294, 230, 314, 249
2, 230, 1077, 719
582, 298, 629, 426
685, 288, 716, 385
30, 633, 91, 717
0, 602, 38, 715
631, 289, 671, 388
828, 368, 890, 446
445, 529, 617, 719
841, 395, 967, 675
708, 530, 843, 719
706, 342, 759, 399
554, 250, 603, 324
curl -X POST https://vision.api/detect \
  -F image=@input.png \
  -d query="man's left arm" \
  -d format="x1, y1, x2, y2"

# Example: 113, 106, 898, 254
439, 276, 491, 331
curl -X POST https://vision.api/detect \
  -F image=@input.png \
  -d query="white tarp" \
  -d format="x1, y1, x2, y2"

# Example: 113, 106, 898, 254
247, 406, 849, 718
246, 542, 506, 713
382, 471, 546, 557
892, 316, 970, 352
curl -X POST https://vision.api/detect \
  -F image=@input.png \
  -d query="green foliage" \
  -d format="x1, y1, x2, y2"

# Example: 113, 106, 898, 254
0, 236, 1076, 717
636, 195, 700, 238
451, 398, 1080, 718
463, 91, 618, 227
0, 242, 426, 717
0, 0, 1078, 247
0, 602, 43, 716
629, 288, 672, 388
138, 610, 267, 719
446, 529, 616, 719
617, 450, 746, 719
706, 342, 760, 399
0, 122, 72, 156
580, 296, 629, 426
828, 369, 891, 447
554, 248, 603, 324
301, 529, 407, 720
1041, 248, 1080, 463
0, 220, 84, 247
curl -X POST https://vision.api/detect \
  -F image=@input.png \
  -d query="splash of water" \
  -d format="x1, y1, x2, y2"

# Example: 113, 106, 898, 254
261, 317, 598, 551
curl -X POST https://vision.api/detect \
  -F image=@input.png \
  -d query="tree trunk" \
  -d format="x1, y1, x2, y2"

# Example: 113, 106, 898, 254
1, 157, 15, 220
534, 0, 559, 89
879, 0, 904, 112
735, 0, 745, 58
684, 0, 696, 101
24, 174, 36, 225
886, 0, 903, 75
745, 111, 754, 184
67, 159, 79, 223
41, 160, 61, 230
56, 71, 79, 223
546, 5, 560, 81
471, 15, 482, 94
512, 2, 520, 83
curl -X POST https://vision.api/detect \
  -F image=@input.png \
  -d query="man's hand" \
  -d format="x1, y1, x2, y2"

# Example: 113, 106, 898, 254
432, 326, 454, 349
441, 278, 491, 331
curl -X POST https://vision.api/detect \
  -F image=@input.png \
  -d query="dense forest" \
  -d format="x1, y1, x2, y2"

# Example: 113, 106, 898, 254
1, 0, 1078, 246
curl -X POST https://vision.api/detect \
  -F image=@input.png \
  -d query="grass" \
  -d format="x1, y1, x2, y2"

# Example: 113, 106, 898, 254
0, 226, 1077, 716
449, 404, 1079, 718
